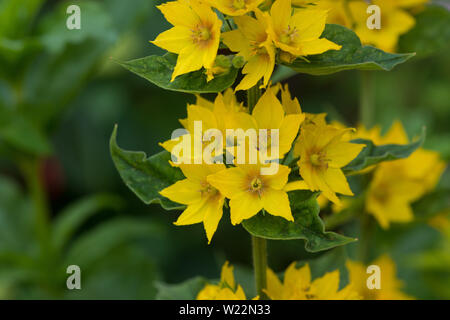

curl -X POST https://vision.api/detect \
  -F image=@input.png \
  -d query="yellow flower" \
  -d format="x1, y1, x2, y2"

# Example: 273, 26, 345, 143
222, 10, 275, 90
294, 123, 365, 204
347, 255, 413, 300
313, 0, 352, 28
267, 0, 341, 57
348, 0, 416, 52
159, 163, 226, 243
160, 90, 247, 163
232, 88, 304, 160
151, 0, 222, 81
365, 121, 446, 228
265, 263, 361, 300
197, 261, 247, 300
207, 163, 296, 225
207, 0, 264, 16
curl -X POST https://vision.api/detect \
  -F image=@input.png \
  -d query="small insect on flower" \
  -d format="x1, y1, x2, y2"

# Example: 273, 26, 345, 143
265, 262, 361, 300
267, 0, 341, 60
222, 9, 275, 90
207, 0, 265, 16
293, 122, 365, 204
197, 261, 249, 300
159, 163, 226, 243
151, 0, 222, 81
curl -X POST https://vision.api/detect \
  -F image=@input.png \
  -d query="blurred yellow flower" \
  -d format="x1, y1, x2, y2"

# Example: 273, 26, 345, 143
265, 263, 361, 299
294, 123, 365, 204
267, 0, 341, 57
222, 10, 275, 90
160, 163, 226, 243
347, 255, 412, 300
348, 0, 416, 52
365, 121, 446, 228
151, 0, 222, 81
197, 261, 247, 299
207, 163, 296, 225
207, 0, 264, 16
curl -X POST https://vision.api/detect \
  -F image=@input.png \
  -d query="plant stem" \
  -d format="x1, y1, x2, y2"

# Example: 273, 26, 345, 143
359, 71, 376, 263
252, 235, 268, 299
246, 81, 267, 299
360, 71, 375, 128
20, 158, 51, 254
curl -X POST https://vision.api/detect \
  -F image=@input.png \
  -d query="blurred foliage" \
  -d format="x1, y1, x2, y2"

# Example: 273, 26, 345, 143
0, 0, 448, 299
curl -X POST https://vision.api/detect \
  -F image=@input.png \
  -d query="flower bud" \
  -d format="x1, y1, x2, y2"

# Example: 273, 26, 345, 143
232, 55, 245, 68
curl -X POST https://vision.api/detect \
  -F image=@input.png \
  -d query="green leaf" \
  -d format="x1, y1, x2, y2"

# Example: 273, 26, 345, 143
399, 5, 450, 58
283, 24, 415, 75
242, 191, 356, 253
0, 108, 51, 156
52, 194, 124, 250
64, 218, 164, 268
343, 128, 425, 174
116, 53, 239, 93
109, 125, 185, 209
155, 277, 208, 300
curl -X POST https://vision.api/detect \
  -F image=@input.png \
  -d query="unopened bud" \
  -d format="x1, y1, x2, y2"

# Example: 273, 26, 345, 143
232, 55, 245, 68
215, 55, 232, 69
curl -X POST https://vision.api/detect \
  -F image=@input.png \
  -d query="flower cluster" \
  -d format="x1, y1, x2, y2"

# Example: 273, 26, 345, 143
159, 85, 365, 243
152, 0, 341, 89
198, 256, 412, 300
307, 0, 429, 52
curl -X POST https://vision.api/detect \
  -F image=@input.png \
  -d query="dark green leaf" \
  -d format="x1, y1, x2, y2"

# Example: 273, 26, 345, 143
116, 53, 239, 93
283, 24, 415, 75
399, 5, 450, 58
343, 128, 425, 174
109, 125, 185, 209
242, 191, 356, 252
155, 277, 207, 300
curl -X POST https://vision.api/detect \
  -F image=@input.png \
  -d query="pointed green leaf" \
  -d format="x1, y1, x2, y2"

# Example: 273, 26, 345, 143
242, 191, 356, 252
109, 125, 185, 210
399, 5, 450, 58
283, 24, 415, 75
343, 128, 425, 174
115, 53, 238, 93
155, 277, 208, 300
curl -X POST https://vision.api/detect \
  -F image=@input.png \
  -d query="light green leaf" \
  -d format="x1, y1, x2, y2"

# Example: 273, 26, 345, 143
109, 125, 185, 210
0, 108, 51, 156
242, 191, 356, 252
399, 5, 450, 58
283, 24, 415, 75
116, 53, 239, 93
155, 277, 208, 300
52, 194, 124, 250
343, 128, 425, 174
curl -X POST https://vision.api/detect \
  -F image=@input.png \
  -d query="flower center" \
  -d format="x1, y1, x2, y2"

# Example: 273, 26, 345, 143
310, 152, 328, 168
232, 0, 246, 9
250, 177, 263, 192
201, 182, 219, 198
280, 25, 298, 45
192, 25, 211, 44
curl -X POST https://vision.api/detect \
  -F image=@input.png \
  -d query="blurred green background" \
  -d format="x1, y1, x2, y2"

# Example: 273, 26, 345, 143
0, 0, 448, 299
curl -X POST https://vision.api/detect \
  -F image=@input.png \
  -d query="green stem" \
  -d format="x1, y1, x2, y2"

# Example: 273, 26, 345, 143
20, 158, 51, 253
252, 235, 268, 299
360, 71, 375, 128
246, 81, 267, 299
359, 71, 376, 263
